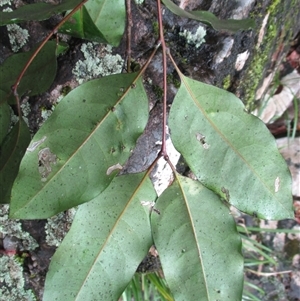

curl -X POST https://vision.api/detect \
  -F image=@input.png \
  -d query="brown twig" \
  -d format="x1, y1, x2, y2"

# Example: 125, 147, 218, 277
156, 0, 169, 161
11, 0, 88, 118
125, 0, 133, 72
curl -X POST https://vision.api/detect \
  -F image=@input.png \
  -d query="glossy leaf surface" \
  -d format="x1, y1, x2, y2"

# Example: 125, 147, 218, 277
0, 119, 31, 204
43, 173, 156, 301
0, 41, 57, 104
60, 0, 125, 46
162, 0, 255, 33
169, 73, 293, 220
0, 0, 83, 25
152, 174, 243, 301
10, 73, 148, 218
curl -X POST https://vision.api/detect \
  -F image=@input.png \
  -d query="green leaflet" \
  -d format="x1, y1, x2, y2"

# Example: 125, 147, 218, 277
59, 0, 125, 46
0, 0, 83, 25
0, 119, 31, 204
0, 41, 57, 104
43, 173, 156, 301
162, 0, 255, 33
169, 73, 293, 220
10, 73, 149, 219
152, 174, 244, 301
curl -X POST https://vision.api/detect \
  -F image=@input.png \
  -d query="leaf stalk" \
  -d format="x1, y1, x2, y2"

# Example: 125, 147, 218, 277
156, 0, 169, 161
125, 0, 133, 72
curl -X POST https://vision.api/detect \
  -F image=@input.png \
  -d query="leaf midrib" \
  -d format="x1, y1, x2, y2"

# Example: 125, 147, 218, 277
73, 174, 149, 301
13, 76, 139, 215
180, 75, 286, 211
177, 176, 211, 300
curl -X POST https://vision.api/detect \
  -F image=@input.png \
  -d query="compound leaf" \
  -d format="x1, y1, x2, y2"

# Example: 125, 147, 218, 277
169, 73, 293, 220
10, 72, 148, 218
43, 173, 156, 301
60, 0, 125, 46
162, 0, 255, 33
152, 174, 244, 301
0, 41, 57, 104
0, 119, 31, 204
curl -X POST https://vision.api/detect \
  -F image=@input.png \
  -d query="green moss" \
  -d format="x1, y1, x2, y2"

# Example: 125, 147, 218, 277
222, 75, 231, 90
153, 85, 163, 99
244, 53, 268, 110
267, 0, 281, 13
14, 253, 28, 265
130, 60, 141, 72
241, 0, 297, 111
61, 85, 72, 96
152, 21, 159, 36
173, 78, 180, 88
167, 74, 181, 88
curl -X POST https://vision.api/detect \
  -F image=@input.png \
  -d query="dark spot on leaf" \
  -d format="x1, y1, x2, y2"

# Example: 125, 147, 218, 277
110, 147, 116, 154
196, 132, 210, 149
221, 187, 230, 201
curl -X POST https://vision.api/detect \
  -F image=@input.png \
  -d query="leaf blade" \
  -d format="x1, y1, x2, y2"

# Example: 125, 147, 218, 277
43, 173, 156, 301
0, 41, 57, 104
59, 0, 125, 46
162, 0, 255, 33
58, 5, 108, 44
0, 119, 31, 204
86, 0, 125, 46
0, 0, 83, 25
152, 174, 244, 301
169, 74, 293, 220
10, 73, 149, 218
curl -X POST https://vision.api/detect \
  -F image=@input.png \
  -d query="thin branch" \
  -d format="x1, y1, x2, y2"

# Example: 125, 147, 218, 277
167, 51, 181, 77
156, 0, 169, 160
126, 0, 133, 72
